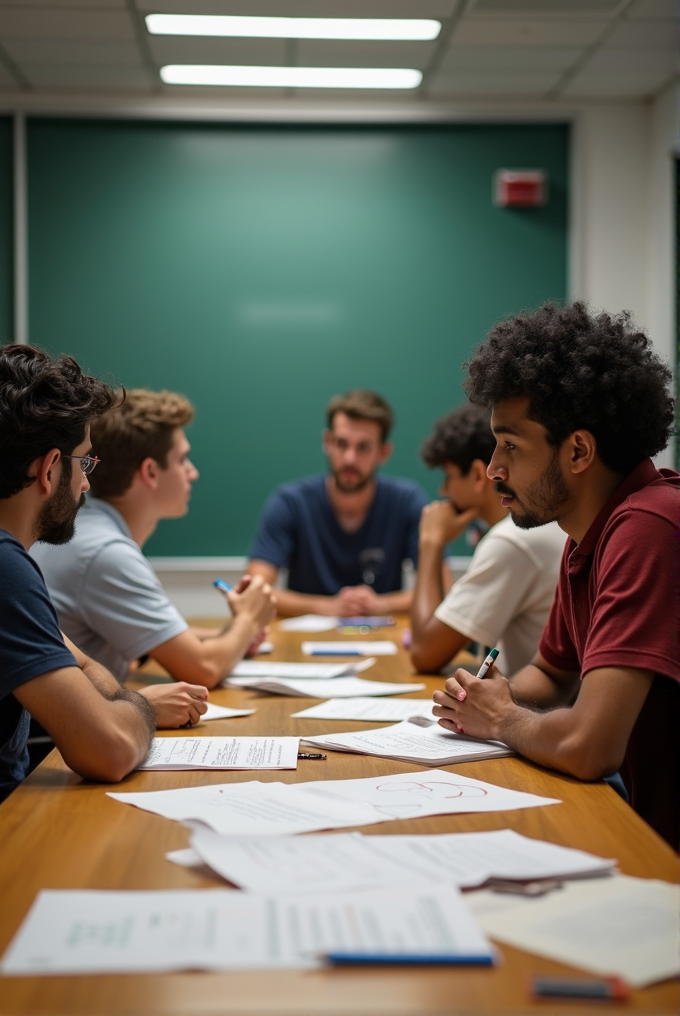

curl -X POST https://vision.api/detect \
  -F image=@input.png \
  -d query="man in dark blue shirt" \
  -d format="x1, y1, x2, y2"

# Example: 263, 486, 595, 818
248, 390, 428, 617
0, 344, 155, 803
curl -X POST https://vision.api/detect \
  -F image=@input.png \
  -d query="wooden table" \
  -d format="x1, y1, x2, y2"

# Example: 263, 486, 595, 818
0, 619, 678, 1015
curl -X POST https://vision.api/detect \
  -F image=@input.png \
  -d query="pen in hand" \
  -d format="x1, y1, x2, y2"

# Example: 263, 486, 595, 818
475, 647, 499, 679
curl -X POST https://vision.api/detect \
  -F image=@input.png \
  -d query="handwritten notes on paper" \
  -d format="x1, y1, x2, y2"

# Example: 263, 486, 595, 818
137, 737, 299, 771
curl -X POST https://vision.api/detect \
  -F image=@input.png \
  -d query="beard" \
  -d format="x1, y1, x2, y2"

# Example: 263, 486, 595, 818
35, 462, 85, 545
495, 449, 569, 530
331, 466, 373, 493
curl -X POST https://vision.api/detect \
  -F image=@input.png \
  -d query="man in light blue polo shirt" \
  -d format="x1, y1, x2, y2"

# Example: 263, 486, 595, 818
33, 389, 276, 726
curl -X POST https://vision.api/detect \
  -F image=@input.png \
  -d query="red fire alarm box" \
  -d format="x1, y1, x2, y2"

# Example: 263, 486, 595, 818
494, 170, 547, 207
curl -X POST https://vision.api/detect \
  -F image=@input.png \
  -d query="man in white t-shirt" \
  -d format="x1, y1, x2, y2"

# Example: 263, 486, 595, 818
410, 405, 565, 675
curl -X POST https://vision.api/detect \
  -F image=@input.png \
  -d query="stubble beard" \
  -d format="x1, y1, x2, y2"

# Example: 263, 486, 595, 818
499, 451, 569, 530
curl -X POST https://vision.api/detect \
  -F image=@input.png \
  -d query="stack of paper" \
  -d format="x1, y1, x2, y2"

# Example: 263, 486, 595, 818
291, 697, 435, 722
110, 768, 560, 833
137, 737, 299, 771
186, 827, 616, 894
0, 884, 494, 975
467, 874, 680, 988
227, 659, 376, 680
302, 641, 398, 656
228, 676, 426, 698
302, 720, 514, 765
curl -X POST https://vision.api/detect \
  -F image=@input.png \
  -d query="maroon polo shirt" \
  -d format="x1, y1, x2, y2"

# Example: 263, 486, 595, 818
539, 458, 680, 846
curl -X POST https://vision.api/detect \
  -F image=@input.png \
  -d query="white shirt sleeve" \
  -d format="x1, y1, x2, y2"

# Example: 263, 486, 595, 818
78, 540, 188, 661
434, 532, 540, 649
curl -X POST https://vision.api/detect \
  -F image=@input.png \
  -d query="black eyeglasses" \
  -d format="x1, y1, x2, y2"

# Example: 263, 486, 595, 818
62, 454, 101, 476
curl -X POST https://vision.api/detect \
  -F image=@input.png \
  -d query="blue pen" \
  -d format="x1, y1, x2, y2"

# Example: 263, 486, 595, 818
213, 578, 234, 595
311, 650, 363, 657
476, 647, 499, 679
325, 953, 493, 966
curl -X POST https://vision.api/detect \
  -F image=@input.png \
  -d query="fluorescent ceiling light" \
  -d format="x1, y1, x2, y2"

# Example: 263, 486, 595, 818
160, 65, 423, 89
147, 14, 440, 42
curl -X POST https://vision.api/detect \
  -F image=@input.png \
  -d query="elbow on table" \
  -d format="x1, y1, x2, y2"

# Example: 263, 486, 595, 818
557, 732, 625, 783
410, 641, 450, 675
61, 729, 149, 785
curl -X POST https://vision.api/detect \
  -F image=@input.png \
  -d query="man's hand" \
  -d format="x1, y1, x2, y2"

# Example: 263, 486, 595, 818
432, 664, 515, 740
419, 500, 477, 548
337, 584, 380, 616
227, 574, 277, 629
245, 626, 270, 657
138, 682, 209, 728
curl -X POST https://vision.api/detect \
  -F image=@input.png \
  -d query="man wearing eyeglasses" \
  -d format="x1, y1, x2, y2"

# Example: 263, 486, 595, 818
0, 344, 155, 803
33, 389, 276, 703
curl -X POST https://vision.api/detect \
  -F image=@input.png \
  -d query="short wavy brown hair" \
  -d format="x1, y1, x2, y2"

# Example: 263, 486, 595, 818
326, 389, 393, 443
89, 389, 194, 499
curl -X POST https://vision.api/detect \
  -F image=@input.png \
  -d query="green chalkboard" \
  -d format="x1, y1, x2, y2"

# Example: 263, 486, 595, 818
27, 119, 568, 556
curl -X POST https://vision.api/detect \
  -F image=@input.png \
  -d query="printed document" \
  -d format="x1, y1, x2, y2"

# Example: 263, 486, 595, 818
200, 702, 255, 722
468, 873, 680, 987
279, 615, 338, 632
227, 659, 375, 680
188, 827, 615, 895
0, 884, 492, 975
300, 768, 560, 819
137, 736, 299, 771
108, 780, 383, 835
302, 641, 398, 656
291, 697, 435, 722
227, 676, 425, 698
302, 720, 514, 765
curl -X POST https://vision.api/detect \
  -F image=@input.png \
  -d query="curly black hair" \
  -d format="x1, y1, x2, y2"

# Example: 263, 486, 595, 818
464, 302, 674, 475
421, 404, 496, 474
0, 344, 120, 500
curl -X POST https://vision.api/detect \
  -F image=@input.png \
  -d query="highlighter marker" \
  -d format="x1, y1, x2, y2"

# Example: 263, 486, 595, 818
531, 975, 630, 1002
475, 647, 499, 679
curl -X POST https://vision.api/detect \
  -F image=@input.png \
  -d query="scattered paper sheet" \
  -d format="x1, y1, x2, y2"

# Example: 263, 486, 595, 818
227, 676, 425, 698
467, 874, 680, 987
188, 828, 615, 895
200, 702, 255, 722
227, 659, 375, 680
291, 697, 435, 722
302, 720, 514, 765
302, 641, 398, 656
0, 884, 493, 975
254, 641, 273, 654
300, 768, 561, 819
108, 780, 383, 836
279, 615, 339, 632
137, 737, 299, 771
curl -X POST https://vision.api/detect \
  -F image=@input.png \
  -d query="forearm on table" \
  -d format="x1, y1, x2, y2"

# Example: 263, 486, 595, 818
272, 587, 338, 617
508, 663, 578, 710
375, 589, 412, 614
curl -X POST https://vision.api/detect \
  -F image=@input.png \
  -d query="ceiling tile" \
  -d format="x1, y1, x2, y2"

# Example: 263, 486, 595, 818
627, 0, 677, 18
563, 67, 674, 96
428, 69, 560, 93
604, 19, 677, 46
0, 9, 135, 40
450, 18, 608, 46
586, 46, 676, 73
296, 39, 437, 67
22, 63, 151, 87
137, 1, 459, 15
5, 39, 141, 65
441, 44, 581, 69
148, 36, 287, 64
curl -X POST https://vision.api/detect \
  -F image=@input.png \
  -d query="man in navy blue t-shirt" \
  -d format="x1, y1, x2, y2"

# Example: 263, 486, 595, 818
248, 390, 429, 617
0, 344, 155, 803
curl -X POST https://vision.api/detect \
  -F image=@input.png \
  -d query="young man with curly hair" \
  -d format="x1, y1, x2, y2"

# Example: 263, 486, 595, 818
411, 405, 565, 674
433, 302, 680, 847
34, 390, 276, 710
0, 345, 155, 802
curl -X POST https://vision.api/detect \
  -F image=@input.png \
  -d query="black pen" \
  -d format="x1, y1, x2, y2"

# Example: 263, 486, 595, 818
531, 975, 630, 1002
297, 752, 326, 760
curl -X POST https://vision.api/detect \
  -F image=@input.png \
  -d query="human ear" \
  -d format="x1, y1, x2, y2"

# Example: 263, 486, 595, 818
321, 429, 332, 455
470, 459, 488, 491
138, 457, 159, 490
378, 441, 394, 465
31, 449, 61, 495
567, 430, 597, 475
